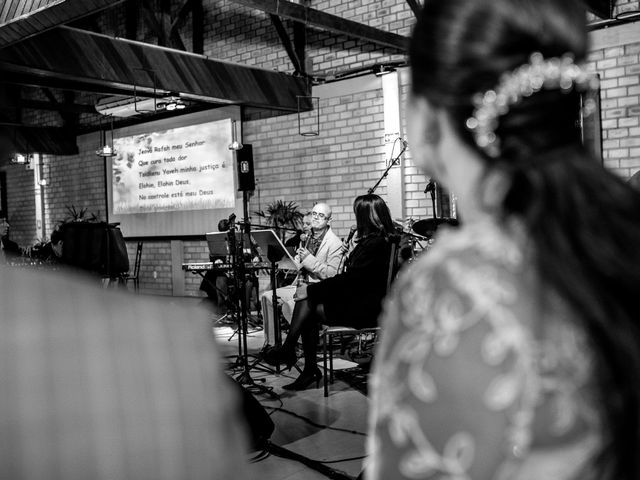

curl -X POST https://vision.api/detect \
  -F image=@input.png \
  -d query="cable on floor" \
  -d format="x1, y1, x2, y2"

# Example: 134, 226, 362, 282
247, 448, 270, 463
266, 441, 357, 480
263, 406, 367, 436
320, 455, 367, 464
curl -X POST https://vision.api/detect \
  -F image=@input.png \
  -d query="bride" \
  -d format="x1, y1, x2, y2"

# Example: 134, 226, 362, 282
367, 0, 640, 479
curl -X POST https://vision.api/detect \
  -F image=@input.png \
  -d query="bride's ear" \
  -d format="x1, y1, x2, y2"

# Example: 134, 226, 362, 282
414, 97, 442, 145
479, 168, 511, 212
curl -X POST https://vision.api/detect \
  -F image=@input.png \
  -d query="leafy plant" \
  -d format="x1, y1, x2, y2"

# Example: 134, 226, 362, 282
60, 205, 102, 224
254, 200, 304, 241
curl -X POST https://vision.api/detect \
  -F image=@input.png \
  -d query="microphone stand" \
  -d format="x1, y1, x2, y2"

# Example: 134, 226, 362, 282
224, 216, 245, 367
367, 139, 407, 194
234, 190, 274, 396
424, 179, 437, 219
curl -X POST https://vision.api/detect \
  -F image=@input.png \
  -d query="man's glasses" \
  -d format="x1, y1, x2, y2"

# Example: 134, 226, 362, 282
311, 211, 327, 219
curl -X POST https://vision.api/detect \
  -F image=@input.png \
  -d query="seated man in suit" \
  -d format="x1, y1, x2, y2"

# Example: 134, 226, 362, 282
260, 203, 343, 346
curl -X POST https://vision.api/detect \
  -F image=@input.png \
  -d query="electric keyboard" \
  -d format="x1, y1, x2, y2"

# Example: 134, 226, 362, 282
182, 261, 271, 272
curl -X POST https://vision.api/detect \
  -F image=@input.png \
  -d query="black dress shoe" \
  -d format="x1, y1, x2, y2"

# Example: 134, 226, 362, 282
282, 368, 322, 391
261, 345, 297, 370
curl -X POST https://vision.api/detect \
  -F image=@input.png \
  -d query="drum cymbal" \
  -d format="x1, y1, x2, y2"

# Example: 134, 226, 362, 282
411, 218, 459, 237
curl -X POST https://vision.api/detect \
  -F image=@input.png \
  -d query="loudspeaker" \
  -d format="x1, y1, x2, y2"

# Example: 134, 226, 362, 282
236, 144, 255, 191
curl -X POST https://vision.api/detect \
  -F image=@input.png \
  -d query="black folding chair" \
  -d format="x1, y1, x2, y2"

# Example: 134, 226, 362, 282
124, 241, 143, 293
321, 234, 402, 397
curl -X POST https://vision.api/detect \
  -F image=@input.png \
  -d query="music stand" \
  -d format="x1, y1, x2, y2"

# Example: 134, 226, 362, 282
250, 230, 297, 346
206, 231, 255, 259
243, 229, 302, 377
205, 231, 230, 258
248, 229, 299, 271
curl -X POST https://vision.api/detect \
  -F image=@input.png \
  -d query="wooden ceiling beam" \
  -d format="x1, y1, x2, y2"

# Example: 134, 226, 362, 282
0, 71, 147, 98
124, 0, 139, 40
230, 0, 408, 51
0, 26, 311, 112
1, 125, 79, 155
0, 0, 126, 49
405, 0, 422, 18
270, 15, 305, 76
171, 0, 195, 32
169, 0, 205, 54
293, 22, 307, 76
16, 99, 97, 115
584, 0, 614, 18
141, 0, 168, 46
191, 0, 203, 54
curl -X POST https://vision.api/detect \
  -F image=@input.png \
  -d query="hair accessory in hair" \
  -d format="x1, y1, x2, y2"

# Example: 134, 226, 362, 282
465, 52, 600, 158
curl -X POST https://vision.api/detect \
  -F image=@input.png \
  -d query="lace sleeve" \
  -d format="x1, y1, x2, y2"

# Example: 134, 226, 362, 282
368, 252, 539, 480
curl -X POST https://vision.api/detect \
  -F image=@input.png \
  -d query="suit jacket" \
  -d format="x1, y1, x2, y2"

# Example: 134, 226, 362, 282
299, 227, 343, 282
307, 233, 392, 328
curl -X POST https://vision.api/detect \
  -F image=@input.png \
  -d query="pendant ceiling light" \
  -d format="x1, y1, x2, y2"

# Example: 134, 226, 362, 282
96, 115, 117, 158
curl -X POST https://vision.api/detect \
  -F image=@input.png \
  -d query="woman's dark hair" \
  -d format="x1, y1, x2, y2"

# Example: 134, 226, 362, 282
353, 194, 395, 239
410, 0, 640, 478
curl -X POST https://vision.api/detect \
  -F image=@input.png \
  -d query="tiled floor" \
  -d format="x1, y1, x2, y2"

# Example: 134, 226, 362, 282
213, 320, 370, 480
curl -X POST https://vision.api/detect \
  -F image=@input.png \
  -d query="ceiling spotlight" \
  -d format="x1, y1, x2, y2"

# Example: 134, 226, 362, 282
158, 95, 186, 111
10, 153, 29, 164
165, 100, 186, 111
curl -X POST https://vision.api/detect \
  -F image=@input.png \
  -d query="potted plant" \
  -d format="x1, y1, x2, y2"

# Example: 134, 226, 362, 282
254, 200, 304, 242
60, 205, 101, 224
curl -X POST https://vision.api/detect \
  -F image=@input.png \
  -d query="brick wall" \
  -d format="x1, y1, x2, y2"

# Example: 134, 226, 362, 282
247, 84, 386, 237
202, 0, 411, 76
4, 2, 640, 297
0, 163, 36, 247
589, 22, 640, 178
137, 240, 174, 295
42, 134, 108, 235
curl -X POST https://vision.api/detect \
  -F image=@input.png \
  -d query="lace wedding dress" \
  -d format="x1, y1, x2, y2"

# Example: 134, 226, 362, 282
368, 218, 600, 480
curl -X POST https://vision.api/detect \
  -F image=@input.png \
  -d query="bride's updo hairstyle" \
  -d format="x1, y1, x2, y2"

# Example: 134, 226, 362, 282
410, 0, 589, 164
410, 1, 640, 479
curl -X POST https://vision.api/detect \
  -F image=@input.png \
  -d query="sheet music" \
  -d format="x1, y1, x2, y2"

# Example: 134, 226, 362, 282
248, 229, 300, 271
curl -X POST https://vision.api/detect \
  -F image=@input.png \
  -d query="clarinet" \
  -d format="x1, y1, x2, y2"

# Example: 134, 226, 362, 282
296, 229, 313, 286
302, 229, 312, 249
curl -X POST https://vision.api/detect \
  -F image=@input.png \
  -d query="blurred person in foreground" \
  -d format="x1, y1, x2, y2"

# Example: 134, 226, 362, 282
0, 265, 253, 480
367, 1, 640, 479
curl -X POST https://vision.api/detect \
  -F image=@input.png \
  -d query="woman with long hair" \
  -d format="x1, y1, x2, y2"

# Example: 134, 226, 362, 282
263, 194, 396, 390
367, 0, 640, 479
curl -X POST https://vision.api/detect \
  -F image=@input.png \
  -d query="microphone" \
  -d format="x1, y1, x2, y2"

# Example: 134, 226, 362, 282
424, 179, 436, 193
345, 225, 357, 244
338, 225, 358, 273
400, 138, 409, 148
